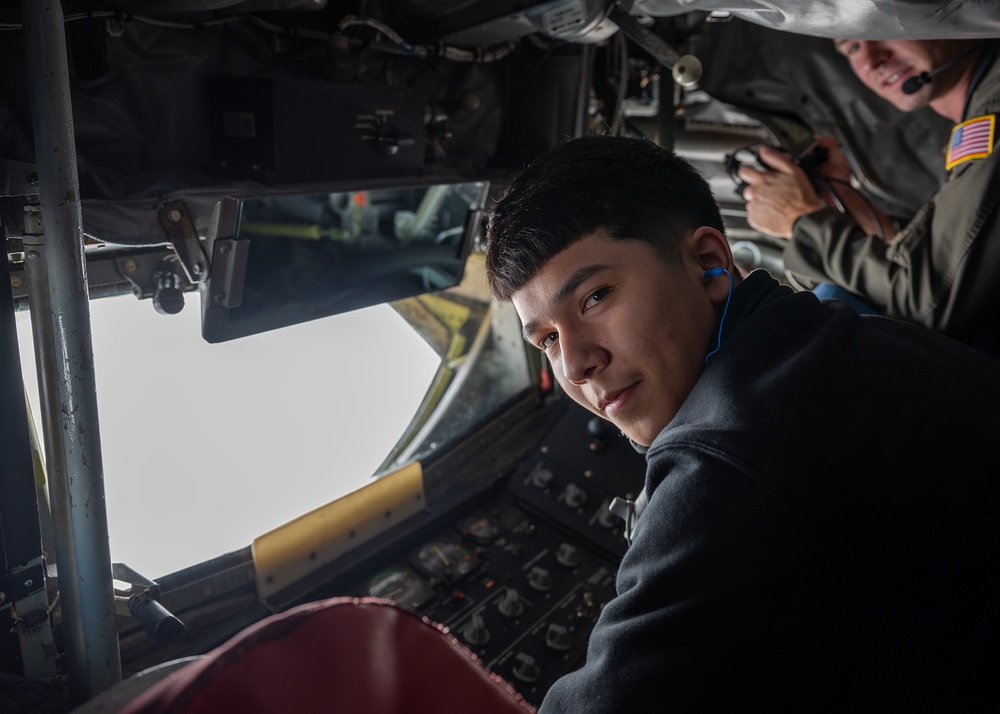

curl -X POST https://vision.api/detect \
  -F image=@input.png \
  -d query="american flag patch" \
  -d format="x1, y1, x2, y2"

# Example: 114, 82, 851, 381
945, 115, 995, 171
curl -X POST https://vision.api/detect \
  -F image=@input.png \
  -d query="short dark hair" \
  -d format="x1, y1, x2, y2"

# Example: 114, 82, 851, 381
485, 135, 725, 301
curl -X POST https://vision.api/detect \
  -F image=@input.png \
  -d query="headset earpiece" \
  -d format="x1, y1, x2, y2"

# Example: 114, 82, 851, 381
704, 267, 725, 277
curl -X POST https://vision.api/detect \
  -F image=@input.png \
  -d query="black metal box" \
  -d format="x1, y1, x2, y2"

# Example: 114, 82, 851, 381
208, 77, 426, 183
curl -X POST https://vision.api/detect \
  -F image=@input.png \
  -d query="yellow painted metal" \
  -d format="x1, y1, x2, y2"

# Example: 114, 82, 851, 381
252, 461, 426, 603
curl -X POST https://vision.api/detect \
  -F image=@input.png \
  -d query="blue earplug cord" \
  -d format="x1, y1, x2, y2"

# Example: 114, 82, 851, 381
704, 268, 732, 364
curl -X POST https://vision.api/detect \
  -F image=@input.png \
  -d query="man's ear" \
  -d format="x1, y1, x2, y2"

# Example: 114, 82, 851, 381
690, 226, 736, 305
691, 226, 735, 275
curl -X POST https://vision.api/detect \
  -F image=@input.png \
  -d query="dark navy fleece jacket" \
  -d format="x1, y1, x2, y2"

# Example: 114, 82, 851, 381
540, 270, 1000, 712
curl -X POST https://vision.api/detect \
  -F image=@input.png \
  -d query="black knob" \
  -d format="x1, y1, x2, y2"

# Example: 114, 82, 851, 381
512, 653, 541, 683
555, 543, 580, 568
527, 567, 552, 592
462, 612, 490, 646
153, 268, 185, 315
498, 588, 524, 618
562, 483, 587, 508
587, 416, 614, 438
531, 467, 554, 489
545, 623, 572, 651
153, 286, 185, 315
597, 500, 619, 529
376, 138, 399, 156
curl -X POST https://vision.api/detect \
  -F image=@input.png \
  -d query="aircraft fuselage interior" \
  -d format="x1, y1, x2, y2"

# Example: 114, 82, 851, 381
2, 1, 998, 711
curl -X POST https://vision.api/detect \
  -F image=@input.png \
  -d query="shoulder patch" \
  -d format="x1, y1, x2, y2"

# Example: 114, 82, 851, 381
946, 114, 995, 171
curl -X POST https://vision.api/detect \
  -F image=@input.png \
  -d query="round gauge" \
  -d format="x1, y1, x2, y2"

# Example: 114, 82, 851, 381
366, 568, 432, 608
461, 515, 500, 544
414, 540, 479, 581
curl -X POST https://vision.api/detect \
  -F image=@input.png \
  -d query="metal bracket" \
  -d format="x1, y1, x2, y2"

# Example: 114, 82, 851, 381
0, 561, 46, 609
111, 562, 187, 646
114, 250, 189, 301
7, 566, 58, 678
112, 561, 158, 595
208, 237, 249, 309
157, 200, 208, 285
607, 2, 680, 68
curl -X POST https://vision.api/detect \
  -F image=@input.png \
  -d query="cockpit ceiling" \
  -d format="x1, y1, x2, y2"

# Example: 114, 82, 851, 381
105, 1, 1000, 40
633, 0, 1000, 40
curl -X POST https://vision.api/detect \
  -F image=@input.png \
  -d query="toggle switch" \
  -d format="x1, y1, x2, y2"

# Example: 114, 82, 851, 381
498, 588, 524, 618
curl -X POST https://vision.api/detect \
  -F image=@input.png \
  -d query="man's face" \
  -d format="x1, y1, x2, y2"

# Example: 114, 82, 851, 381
511, 230, 720, 447
833, 39, 967, 112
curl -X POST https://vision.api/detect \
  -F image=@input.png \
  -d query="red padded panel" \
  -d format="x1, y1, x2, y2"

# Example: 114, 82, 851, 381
118, 597, 536, 714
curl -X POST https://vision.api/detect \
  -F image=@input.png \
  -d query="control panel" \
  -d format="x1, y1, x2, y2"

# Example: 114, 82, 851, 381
348, 404, 647, 705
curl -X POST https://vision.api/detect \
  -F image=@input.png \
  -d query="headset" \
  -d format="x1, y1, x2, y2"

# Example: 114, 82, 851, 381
704, 268, 732, 364
901, 43, 984, 95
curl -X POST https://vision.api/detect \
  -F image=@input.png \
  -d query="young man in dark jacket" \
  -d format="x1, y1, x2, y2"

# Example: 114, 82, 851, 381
486, 135, 1000, 711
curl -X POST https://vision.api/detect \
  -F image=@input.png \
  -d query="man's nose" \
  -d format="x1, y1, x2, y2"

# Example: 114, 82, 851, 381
855, 40, 889, 73
561, 329, 606, 386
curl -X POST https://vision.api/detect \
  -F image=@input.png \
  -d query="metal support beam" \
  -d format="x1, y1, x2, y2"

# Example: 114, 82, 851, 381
21, 0, 122, 703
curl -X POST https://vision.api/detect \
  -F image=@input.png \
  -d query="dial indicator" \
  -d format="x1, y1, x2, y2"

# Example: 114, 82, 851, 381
366, 568, 432, 608
414, 540, 479, 581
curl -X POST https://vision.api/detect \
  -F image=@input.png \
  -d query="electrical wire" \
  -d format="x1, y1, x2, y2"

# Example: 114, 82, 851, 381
336, 13, 517, 62
609, 30, 629, 136
812, 173, 889, 243
813, 176, 847, 213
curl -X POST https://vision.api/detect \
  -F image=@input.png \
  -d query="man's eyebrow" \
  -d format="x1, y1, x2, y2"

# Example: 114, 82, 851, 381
556, 263, 611, 302
520, 263, 611, 344
521, 320, 541, 344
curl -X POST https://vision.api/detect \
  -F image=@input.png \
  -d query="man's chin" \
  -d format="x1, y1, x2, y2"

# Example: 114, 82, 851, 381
621, 422, 666, 449
889, 90, 931, 113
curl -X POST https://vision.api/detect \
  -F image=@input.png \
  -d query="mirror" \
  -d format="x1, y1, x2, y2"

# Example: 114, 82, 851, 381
200, 181, 488, 343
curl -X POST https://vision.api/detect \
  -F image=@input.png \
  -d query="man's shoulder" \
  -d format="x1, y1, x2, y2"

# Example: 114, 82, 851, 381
970, 48, 1000, 114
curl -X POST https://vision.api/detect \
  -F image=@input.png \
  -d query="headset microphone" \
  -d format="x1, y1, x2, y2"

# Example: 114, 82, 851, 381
901, 43, 983, 95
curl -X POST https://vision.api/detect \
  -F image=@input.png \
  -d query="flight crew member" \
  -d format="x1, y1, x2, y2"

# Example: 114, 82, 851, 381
738, 38, 1000, 356
485, 135, 1000, 711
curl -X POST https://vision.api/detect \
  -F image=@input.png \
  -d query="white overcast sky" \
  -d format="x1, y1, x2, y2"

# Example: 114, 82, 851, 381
16, 292, 439, 579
